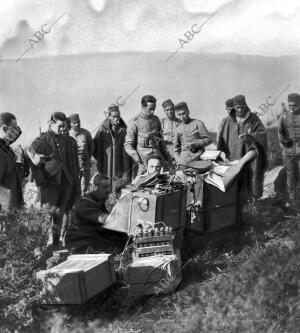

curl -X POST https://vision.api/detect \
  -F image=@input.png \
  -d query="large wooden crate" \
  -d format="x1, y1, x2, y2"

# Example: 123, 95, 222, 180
36, 254, 116, 304
104, 188, 187, 246
126, 251, 182, 296
187, 180, 238, 233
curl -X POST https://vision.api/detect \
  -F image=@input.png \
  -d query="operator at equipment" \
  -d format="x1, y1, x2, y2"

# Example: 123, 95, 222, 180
132, 154, 163, 186
65, 173, 127, 253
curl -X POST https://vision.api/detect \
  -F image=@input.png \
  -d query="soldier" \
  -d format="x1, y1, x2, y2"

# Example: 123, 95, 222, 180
68, 113, 93, 195
125, 95, 172, 176
0, 112, 23, 208
217, 95, 267, 199
160, 99, 180, 158
37, 112, 79, 248
217, 98, 234, 143
173, 102, 212, 165
278, 93, 300, 209
132, 154, 162, 186
93, 104, 130, 185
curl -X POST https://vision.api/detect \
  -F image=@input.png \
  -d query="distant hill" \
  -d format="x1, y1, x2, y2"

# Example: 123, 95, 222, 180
0, 52, 299, 146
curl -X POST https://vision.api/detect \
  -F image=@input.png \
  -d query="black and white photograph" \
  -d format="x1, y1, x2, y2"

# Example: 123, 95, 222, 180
0, 0, 300, 332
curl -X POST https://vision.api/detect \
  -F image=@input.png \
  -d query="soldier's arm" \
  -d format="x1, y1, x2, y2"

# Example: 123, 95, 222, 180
194, 120, 212, 148
124, 120, 141, 163
173, 128, 181, 162
86, 130, 94, 158
157, 120, 172, 163
0, 158, 6, 183
278, 113, 291, 146
77, 200, 109, 225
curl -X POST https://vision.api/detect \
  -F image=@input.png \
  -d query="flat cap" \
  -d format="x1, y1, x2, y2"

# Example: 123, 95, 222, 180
233, 95, 247, 106
174, 102, 189, 112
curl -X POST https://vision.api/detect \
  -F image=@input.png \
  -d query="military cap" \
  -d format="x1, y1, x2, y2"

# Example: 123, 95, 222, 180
108, 104, 120, 113
288, 93, 300, 103
174, 102, 189, 112
162, 99, 175, 109
225, 98, 233, 108
233, 95, 247, 106
30, 138, 53, 155
69, 113, 80, 122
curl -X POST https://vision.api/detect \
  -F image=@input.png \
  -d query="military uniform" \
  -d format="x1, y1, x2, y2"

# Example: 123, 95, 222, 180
173, 119, 212, 165
161, 117, 180, 158
0, 139, 23, 208
278, 109, 300, 201
125, 112, 171, 175
38, 130, 79, 246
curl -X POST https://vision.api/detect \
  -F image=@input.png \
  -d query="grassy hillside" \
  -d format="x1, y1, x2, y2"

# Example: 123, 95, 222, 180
1, 199, 299, 332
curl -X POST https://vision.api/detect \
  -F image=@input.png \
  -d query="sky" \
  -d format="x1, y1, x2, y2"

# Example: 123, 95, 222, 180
0, 0, 299, 58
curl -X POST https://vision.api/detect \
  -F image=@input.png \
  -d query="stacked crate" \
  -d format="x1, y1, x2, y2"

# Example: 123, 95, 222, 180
125, 225, 182, 296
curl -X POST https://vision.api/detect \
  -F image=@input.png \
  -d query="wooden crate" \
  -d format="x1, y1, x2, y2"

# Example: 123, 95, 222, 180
188, 180, 238, 233
104, 188, 187, 241
126, 251, 182, 296
36, 254, 116, 304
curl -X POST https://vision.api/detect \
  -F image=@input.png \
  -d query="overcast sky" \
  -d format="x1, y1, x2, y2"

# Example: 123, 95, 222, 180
0, 0, 299, 58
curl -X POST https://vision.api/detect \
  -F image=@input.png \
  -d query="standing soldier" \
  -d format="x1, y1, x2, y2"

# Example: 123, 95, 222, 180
278, 93, 300, 210
68, 113, 93, 195
160, 99, 180, 158
125, 95, 172, 176
173, 102, 212, 165
93, 104, 130, 185
0, 112, 23, 209
217, 95, 267, 199
37, 112, 79, 248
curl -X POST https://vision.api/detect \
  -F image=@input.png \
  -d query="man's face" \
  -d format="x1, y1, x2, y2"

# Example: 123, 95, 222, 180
109, 111, 121, 126
51, 120, 66, 134
70, 120, 80, 132
176, 109, 190, 123
142, 102, 156, 117
164, 105, 175, 119
235, 104, 247, 118
0, 119, 21, 144
147, 158, 161, 174
93, 179, 111, 201
61, 125, 70, 136
226, 106, 234, 115
288, 101, 300, 113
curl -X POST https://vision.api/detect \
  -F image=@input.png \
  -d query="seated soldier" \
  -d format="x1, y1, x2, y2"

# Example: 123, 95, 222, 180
65, 173, 128, 253
132, 154, 162, 186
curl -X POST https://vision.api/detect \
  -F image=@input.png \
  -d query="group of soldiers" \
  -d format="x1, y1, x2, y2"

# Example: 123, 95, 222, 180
1, 92, 300, 251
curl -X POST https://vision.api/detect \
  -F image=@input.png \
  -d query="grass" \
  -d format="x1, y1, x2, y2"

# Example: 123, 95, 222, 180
1, 199, 299, 333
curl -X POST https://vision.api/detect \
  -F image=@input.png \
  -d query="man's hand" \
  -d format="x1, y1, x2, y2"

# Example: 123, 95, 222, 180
239, 133, 254, 143
186, 142, 196, 151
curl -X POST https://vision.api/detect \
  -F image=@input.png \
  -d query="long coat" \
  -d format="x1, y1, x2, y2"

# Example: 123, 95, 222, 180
0, 139, 23, 208
30, 130, 80, 211
217, 108, 268, 198
93, 118, 130, 182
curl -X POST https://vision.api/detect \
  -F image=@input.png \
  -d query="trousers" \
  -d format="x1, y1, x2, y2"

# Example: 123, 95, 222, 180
283, 154, 300, 200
